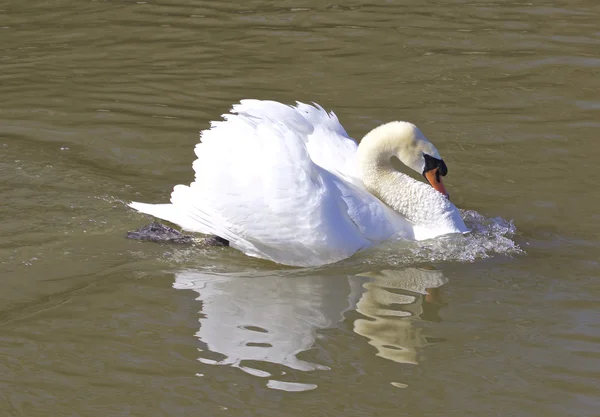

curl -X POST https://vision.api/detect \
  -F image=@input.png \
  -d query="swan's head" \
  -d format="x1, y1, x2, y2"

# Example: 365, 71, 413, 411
360, 121, 449, 198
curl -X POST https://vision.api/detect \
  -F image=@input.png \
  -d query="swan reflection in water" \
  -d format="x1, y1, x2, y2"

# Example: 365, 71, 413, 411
353, 268, 447, 365
173, 267, 448, 391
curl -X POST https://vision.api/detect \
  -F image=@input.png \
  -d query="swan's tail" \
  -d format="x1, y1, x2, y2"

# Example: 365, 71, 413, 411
128, 192, 260, 257
128, 198, 214, 236
128, 202, 184, 228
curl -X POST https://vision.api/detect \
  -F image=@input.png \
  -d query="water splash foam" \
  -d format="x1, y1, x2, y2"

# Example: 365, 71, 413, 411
356, 209, 523, 266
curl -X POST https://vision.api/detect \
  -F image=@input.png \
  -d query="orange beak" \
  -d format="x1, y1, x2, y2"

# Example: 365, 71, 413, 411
424, 168, 449, 198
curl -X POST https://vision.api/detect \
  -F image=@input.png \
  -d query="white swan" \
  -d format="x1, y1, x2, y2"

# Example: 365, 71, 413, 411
129, 100, 468, 266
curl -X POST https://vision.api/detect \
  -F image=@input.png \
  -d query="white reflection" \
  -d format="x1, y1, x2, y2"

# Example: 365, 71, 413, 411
174, 266, 447, 390
174, 270, 355, 391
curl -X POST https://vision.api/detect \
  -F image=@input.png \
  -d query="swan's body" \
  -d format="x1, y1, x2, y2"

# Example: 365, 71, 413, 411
129, 100, 468, 266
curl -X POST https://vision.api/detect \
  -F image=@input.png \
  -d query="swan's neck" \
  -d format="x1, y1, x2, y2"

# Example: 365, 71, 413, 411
357, 132, 451, 226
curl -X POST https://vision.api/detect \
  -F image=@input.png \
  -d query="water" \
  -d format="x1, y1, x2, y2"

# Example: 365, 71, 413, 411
1, 0, 599, 415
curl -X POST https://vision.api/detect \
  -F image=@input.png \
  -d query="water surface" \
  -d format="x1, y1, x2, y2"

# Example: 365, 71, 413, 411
1, 1, 599, 416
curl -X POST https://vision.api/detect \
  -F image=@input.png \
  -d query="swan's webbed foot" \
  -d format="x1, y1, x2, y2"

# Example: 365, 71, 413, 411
126, 222, 194, 244
202, 235, 230, 247
126, 222, 229, 247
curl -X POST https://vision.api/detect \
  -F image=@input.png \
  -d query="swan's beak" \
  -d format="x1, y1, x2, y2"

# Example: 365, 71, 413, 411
424, 168, 449, 199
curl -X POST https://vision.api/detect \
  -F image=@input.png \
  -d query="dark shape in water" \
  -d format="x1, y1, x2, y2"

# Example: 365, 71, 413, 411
126, 222, 229, 247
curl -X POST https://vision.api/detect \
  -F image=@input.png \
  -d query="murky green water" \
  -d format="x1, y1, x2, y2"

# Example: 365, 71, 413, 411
2, 1, 599, 415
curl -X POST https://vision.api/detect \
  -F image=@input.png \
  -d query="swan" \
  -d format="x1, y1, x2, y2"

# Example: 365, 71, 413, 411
129, 100, 468, 266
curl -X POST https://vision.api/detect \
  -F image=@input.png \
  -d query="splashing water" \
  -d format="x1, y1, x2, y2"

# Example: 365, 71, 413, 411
416, 209, 522, 261
357, 209, 523, 266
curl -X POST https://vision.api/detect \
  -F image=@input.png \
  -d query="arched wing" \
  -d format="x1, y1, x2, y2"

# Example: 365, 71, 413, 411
170, 102, 371, 266
233, 100, 362, 186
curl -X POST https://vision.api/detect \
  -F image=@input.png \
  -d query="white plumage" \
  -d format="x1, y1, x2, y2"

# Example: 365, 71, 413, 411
129, 100, 468, 266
